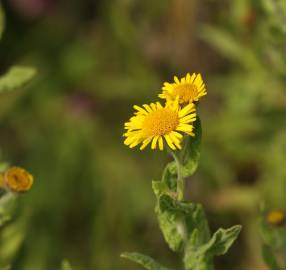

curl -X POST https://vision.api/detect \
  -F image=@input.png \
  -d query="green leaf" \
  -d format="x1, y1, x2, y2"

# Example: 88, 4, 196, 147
159, 194, 196, 214
202, 225, 242, 256
61, 260, 73, 270
168, 118, 202, 178
156, 194, 210, 252
156, 203, 185, 251
161, 163, 178, 191
184, 204, 211, 246
182, 117, 202, 176
0, 221, 26, 264
0, 5, 4, 40
184, 225, 241, 270
152, 181, 169, 198
152, 161, 178, 200
262, 245, 282, 270
0, 193, 15, 230
0, 66, 36, 93
121, 252, 172, 270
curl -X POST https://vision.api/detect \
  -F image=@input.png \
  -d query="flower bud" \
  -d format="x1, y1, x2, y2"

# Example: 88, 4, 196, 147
266, 210, 286, 227
3, 167, 33, 193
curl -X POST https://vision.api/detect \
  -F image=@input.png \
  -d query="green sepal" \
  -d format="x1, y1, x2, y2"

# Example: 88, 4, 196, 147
121, 252, 173, 270
0, 66, 36, 93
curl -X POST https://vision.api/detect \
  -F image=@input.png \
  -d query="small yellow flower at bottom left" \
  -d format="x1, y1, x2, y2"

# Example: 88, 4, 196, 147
0, 167, 34, 193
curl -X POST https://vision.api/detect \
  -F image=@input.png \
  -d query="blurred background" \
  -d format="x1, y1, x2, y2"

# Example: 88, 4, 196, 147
0, 0, 286, 269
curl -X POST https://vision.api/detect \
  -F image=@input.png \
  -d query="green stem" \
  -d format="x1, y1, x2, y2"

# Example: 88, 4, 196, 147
170, 151, 184, 201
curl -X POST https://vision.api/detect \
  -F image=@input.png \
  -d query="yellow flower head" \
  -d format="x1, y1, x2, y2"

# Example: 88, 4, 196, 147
159, 73, 207, 104
266, 210, 286, 227
3, 167, 34, 193
123, 101, 196, 151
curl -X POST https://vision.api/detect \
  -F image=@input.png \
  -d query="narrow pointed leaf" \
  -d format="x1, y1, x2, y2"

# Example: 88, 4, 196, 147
121, 252, 172, 270
184, 225, 241, 270
202, 225, 242, 256
0, 66, 36, 93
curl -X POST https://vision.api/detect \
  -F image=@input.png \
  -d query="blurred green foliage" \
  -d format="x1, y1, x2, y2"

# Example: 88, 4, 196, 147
0, 0, 285, 269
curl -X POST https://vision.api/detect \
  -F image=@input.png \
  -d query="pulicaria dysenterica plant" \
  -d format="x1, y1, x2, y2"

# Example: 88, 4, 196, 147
122, 73, 242, 270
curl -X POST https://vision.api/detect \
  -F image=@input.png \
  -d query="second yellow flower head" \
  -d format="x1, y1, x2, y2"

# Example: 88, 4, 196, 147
159, 73, 207, 104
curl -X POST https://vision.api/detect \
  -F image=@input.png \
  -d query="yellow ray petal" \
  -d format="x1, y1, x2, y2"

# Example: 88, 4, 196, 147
158, 136, 164, 151
151, 135, 159, 149
140, 137, 152, 150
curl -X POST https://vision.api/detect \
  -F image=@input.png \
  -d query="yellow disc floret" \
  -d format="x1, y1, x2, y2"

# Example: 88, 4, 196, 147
3, 167, 34, 193
124, 101, 196, 151
159, 73, 207, 104
142, 108, 179, 137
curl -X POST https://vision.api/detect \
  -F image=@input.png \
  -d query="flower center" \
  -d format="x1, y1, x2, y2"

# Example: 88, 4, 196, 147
142, 108, 179, 136
173, 83, 198, 103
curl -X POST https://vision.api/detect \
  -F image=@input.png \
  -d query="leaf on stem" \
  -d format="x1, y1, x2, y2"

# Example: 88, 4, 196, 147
121, 252, 172, 270
184, 225, 241, 270
201, 225, 242, 256
0, 66, 36, 93
154, 194, 210, 252
181, 117, 202, 176
168, 117, 202, 178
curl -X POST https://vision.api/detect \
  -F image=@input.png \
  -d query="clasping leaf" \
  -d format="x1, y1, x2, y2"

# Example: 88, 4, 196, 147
121, 252, 173, 270
0, 66, 36, 93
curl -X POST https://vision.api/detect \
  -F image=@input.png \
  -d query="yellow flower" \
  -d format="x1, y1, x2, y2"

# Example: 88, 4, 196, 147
2, 167, 34, 193
266, 210, 286, 227
123, 101, 196, 151
159, 73, 207, 104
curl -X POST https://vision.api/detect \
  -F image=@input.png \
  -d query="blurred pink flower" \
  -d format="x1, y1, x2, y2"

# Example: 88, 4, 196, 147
9, 0, 53, 18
